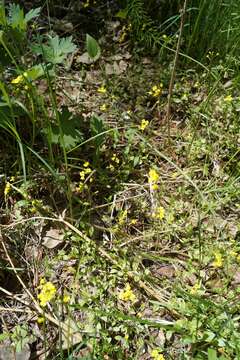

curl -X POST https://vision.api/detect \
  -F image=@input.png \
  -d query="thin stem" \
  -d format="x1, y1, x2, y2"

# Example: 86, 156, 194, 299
165, 0, 187, 143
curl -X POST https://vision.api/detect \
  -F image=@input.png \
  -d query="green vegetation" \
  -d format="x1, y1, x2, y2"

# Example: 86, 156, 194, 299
0, 1, 240, 359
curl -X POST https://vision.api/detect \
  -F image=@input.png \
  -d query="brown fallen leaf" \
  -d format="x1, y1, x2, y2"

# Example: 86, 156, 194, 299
42, 228, 64, 249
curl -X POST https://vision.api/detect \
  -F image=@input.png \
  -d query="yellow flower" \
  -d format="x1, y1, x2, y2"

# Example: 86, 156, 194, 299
139, 119, 149, 131
11, 75, 24, 84
148, 168, 159, 183
98, 85, 107, 94
83, 161, 90, 168
100, 103, 107, 111
151, 349, 165, 360
38, 280, 56, 307
130, 219, 137, 225
63, 294, 70, 303
224, 95, 233, 102
152, 206, 165, 220
148, 84, 163, 97
83, 0, 90, 7
119, 283, 136, 302
212, 252, 223, 268
37, 316, 45, 324
111, 153, 120, 164
148, 168, 159, 190
190, 282, 201, 294
4, 182, 11, 197
80, 170, 86, 180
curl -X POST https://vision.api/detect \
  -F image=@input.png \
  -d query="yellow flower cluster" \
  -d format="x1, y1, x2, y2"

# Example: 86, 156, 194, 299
37, 279, 56, 307
139, 119, 149, 131
148, 84, 163, 97
119, 283, 136, 302
78, 161, 93, 191
212, 252, 223, 268
152, 206, 165, 220
108, 153, 120, 171
151, 349, 165, 360
97, 85, 107, 94
148, 168, 159, 190
80, 162, 92, 180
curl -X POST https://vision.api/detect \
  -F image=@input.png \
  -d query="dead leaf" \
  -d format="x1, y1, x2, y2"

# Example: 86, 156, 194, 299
76, 52, 94, 64
152, 265, 176, 279
232, 270, 240, 285
42, 228, 64, 249
105, 60, 128, 75
0, 345, 30, 360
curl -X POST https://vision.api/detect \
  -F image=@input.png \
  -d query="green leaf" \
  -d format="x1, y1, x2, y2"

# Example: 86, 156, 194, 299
116, 9, 128, 19
49, 107, 83, 150
32, 35, 77, 64
86, 34, 101, 60
25, 7, 41, 23
90, 115, 105, 148
208, 348, 217, 360
0, 5, 7, 26
24, 64, 45, 81
8, 4, 25, 30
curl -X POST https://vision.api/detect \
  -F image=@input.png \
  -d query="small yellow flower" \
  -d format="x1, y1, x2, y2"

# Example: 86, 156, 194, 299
111, 153, 120, 164
98, 85, 107, 94
63, 294, 70, 303
190, 282, 201, 295
83, 0, 90, 7
11, 75, 24, 84
151, 349, 165, 360
80, 170, 86, 180
212, 252, 223, 268
152, 206, 165, 220
100, 103, 107, 111
37, 316, 45, 324
139, 119, 149, 131
84, 167, 92, 174
148, 168, 159, 183
108, 164, 115, 171
224, 95, 233, 103
77, 182, 85, 192
4, 182, 11, 197
38, 280, 56, 307
148, 168, 159, 190
130, 219, 137, 225
148, 84, 163, 97
119, 283, 136, 302
83, 161, 90, 168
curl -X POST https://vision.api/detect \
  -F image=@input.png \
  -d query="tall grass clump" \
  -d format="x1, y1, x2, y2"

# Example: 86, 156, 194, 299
125, 0, 240, 62
185, 0, 240, 60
